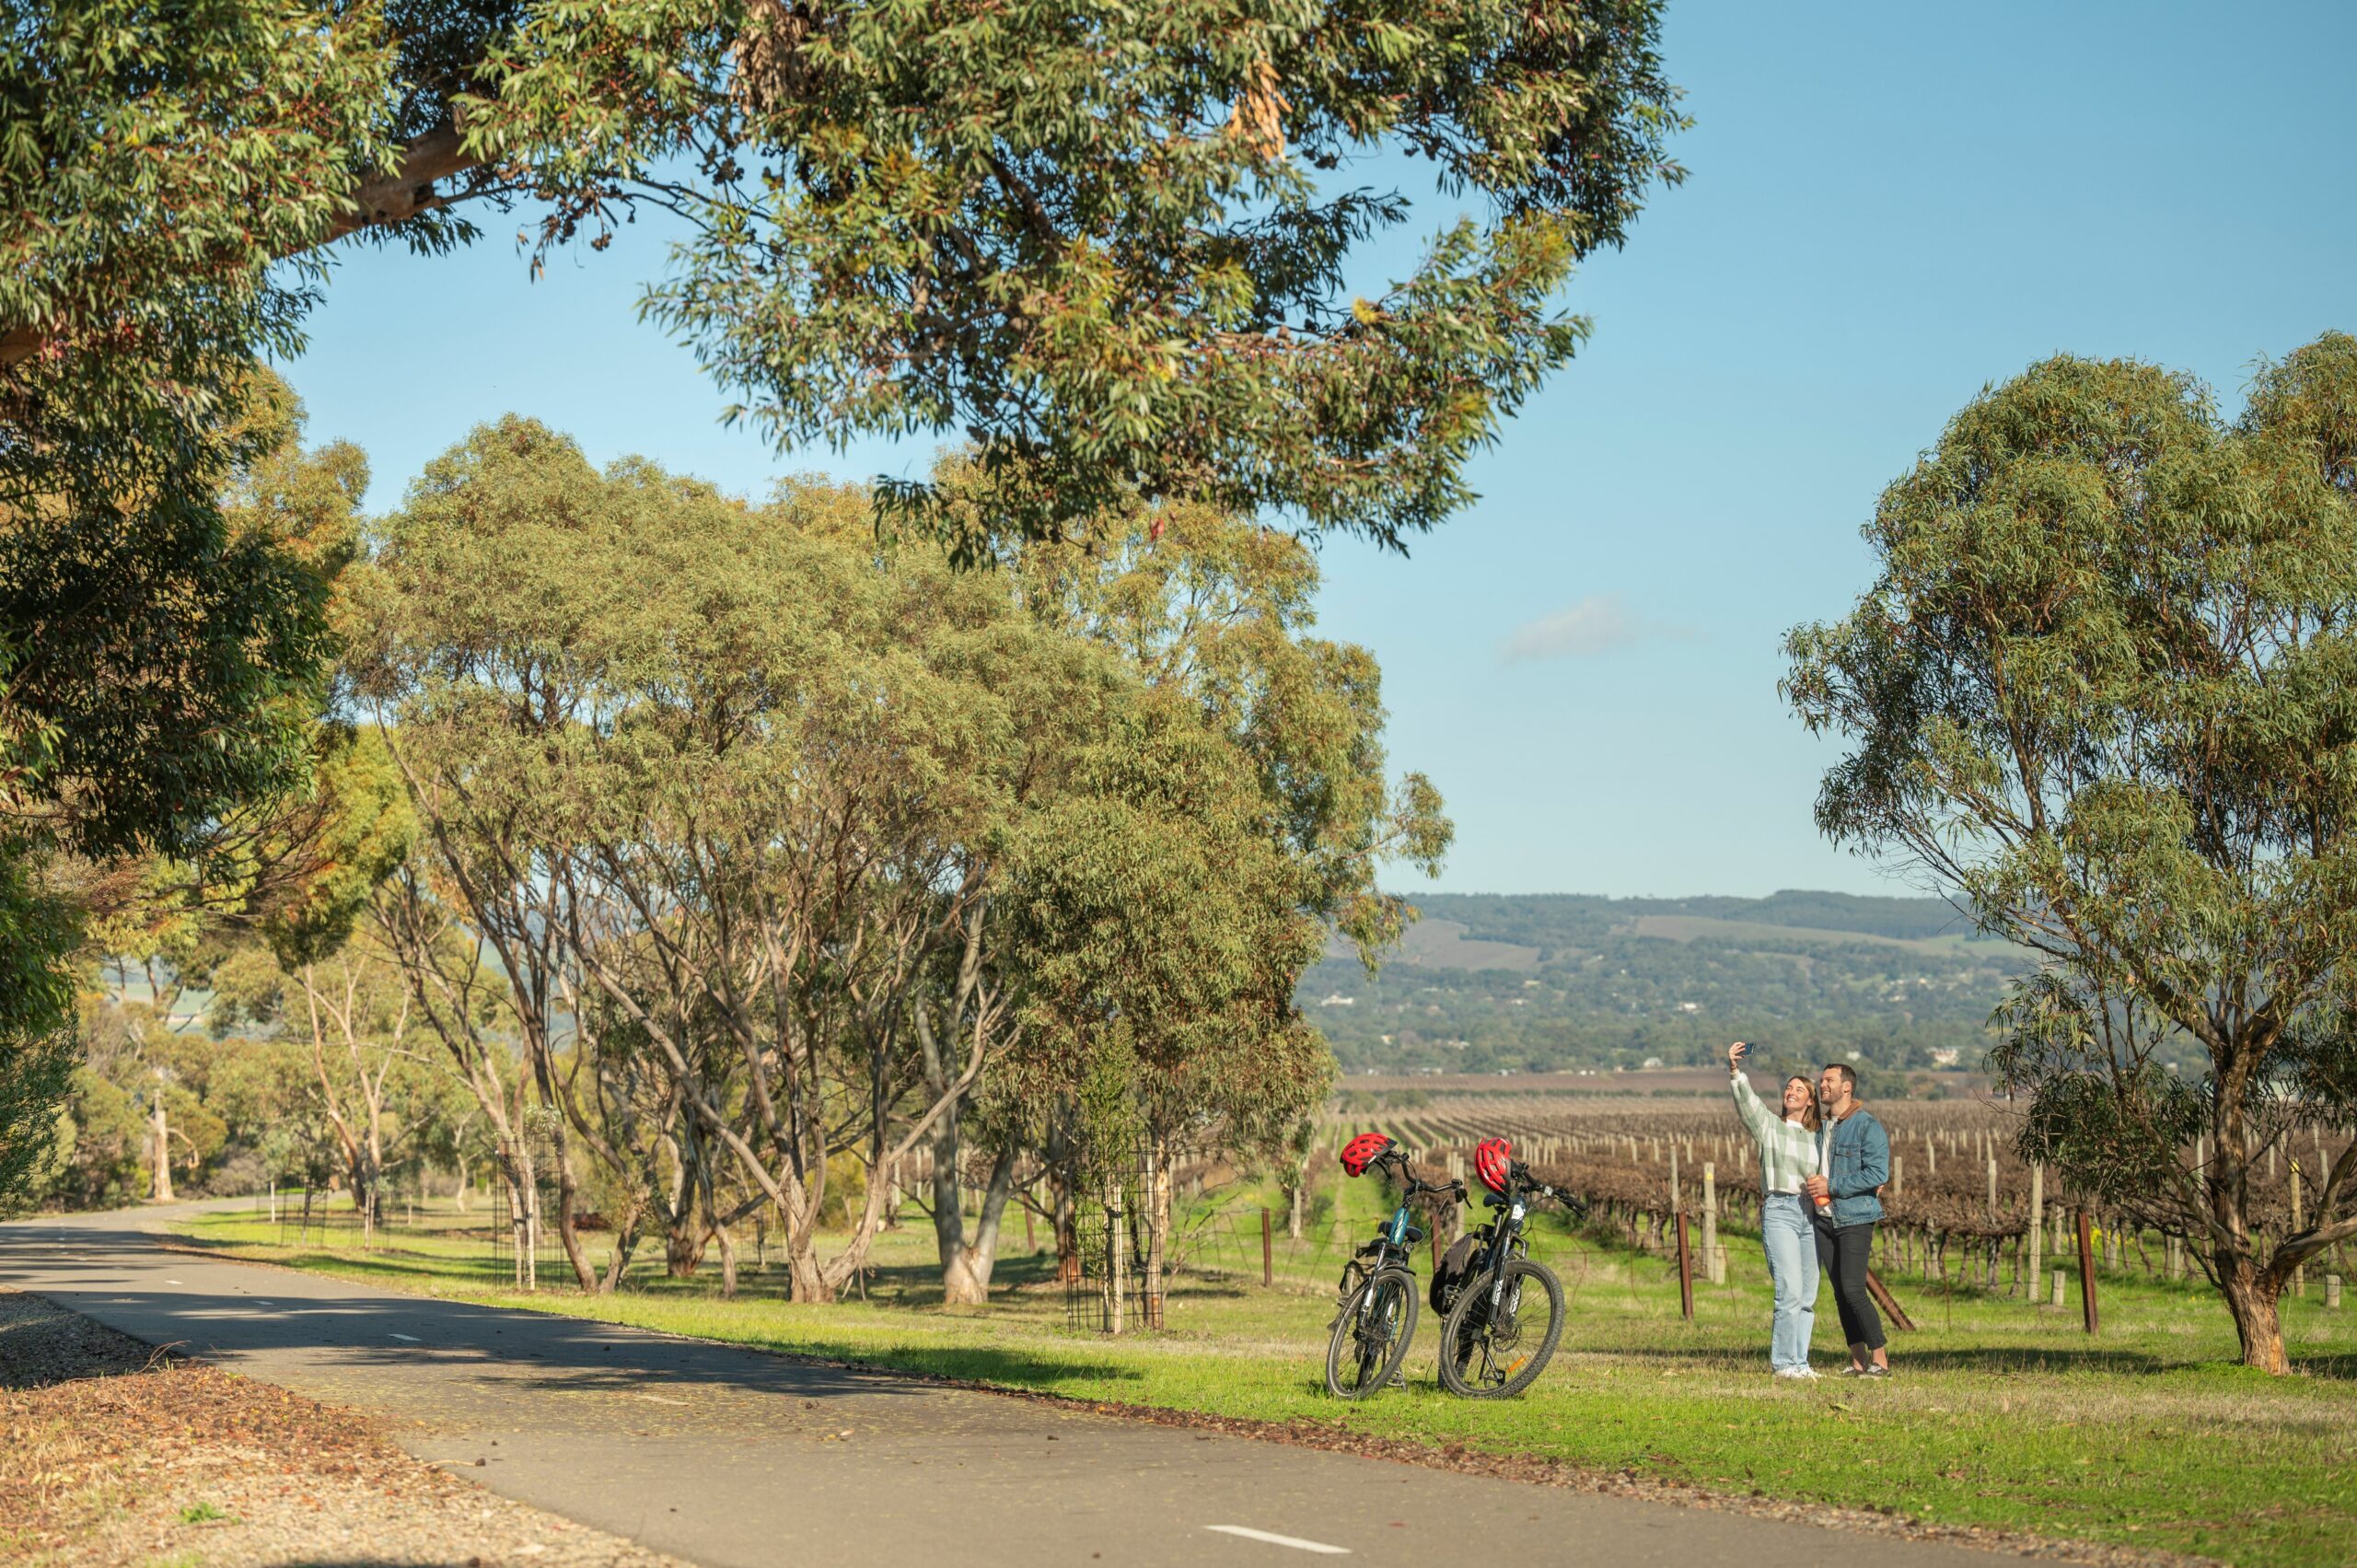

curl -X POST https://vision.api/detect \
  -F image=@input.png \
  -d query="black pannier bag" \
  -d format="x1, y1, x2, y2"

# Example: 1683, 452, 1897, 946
1430, 1232, 1481, 1315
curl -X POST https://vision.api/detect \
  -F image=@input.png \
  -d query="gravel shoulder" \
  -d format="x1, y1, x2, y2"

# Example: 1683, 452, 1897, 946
0, 1287, 693, 1568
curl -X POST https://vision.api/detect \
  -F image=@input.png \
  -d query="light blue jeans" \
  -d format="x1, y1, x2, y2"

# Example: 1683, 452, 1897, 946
1759, 1192, 1819, 1372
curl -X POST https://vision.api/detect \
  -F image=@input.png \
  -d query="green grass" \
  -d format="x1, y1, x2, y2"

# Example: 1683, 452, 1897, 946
176, 1185, 2357, 1568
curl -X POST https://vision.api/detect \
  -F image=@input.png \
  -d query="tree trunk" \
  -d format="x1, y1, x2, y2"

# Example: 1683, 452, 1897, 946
496, 1139, 539, 1292
2220, 1251, 2290, 1374
551, 1165, 598, 1291
354, 1151, 378, 1248
538, 1084, 601, 1294
664, 1217, 708, 1278
1055, 1177, 1080, 1284
1103, 1172, 1129, 1336
601, 1227, 637, 1294
931, 1111, 975, 1303
1144, 1143, 1172, 1330
939, 1144, 1019, 1307
941, 1239, 988, 1306
149, 1095, 173, 1202
493, 1168, 527, 1289
786, 1235, 833, 1303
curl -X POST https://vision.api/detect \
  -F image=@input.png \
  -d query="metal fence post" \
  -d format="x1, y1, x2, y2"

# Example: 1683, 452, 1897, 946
1675, 1211, 1694, 1321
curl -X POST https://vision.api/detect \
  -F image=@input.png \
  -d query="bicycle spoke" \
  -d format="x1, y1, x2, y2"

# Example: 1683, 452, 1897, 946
1439, 1258, 1564, 1399
1327, 1266, 1418, 1400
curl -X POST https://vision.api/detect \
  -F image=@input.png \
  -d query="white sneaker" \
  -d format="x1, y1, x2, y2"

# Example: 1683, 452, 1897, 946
1773, 1365, 1820, 1381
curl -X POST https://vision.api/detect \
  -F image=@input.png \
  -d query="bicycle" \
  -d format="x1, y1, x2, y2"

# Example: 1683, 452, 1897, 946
1434, 1139, 1587, 1399
1325, 1134, 1466, 1400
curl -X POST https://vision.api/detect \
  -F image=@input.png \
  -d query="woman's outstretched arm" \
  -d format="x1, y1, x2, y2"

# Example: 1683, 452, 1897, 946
1726, 1042, 1771, 1141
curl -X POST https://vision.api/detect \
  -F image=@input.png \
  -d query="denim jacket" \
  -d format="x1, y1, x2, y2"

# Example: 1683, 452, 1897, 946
1817, 1105, 1888, 1228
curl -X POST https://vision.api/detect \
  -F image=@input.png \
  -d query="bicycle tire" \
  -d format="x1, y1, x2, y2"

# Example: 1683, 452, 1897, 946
1435, 1258, 1564, 1399
1324, 1265, 1420, 1399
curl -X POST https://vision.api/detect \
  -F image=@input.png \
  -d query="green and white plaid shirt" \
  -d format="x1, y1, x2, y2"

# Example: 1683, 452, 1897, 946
1730, 1072, 1821, 1195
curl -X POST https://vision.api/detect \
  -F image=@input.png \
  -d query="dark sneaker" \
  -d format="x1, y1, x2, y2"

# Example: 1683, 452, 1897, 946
1861, 1364, 1889, 1378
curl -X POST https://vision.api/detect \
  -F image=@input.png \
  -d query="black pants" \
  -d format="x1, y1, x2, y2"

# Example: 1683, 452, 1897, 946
1814, 1221, 1885, 1352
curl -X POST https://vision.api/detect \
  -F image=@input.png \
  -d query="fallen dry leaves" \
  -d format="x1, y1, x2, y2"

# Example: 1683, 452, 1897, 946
0, 1288, 682, 1568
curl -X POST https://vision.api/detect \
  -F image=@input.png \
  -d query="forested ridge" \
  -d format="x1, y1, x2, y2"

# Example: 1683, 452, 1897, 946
1299, 889, 2019, 1074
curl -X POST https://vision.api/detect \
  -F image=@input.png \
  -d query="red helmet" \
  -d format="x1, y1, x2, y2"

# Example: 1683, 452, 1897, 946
1474, 1137, 1515, 1196
1340, 1132, 1393, 1178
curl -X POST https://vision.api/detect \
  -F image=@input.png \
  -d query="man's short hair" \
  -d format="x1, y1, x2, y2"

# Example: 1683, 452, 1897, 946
1822, 1062, 1858, 1091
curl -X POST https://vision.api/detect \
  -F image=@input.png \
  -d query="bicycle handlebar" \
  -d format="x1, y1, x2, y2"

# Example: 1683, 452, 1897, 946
1474, 1159, 1588, 1217
1376, 1147, 1467, 1202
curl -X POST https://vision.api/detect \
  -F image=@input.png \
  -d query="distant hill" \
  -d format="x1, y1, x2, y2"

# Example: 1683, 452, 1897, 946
1405, 889, 1980, 950
1304, 890, 2017, 1077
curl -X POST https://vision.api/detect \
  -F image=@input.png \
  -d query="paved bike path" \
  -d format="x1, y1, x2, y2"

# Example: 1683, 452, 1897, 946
1, 1206, 2011, 1568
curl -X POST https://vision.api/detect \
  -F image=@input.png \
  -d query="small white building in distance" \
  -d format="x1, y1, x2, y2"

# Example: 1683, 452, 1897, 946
1319, 993, 1355, 1006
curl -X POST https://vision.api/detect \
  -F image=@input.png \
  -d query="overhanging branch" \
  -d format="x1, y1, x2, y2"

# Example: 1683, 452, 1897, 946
2, 122, 491, 370
324, 122, 485, 243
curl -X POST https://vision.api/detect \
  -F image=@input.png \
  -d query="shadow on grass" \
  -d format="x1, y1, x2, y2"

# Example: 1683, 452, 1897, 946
1594, 1338, 2357, 1380
2289, 1351, 2357, 1380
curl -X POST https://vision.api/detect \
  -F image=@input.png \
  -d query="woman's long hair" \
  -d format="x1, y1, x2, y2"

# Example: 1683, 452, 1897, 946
1782, 1076, 1822, 1132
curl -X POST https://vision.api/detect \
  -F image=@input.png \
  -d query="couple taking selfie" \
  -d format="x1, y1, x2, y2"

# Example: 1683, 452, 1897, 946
1724, 1040, 1891, 1380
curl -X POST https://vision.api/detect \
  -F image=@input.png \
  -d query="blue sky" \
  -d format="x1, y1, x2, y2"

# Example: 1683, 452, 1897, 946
278, 0, 2357, 900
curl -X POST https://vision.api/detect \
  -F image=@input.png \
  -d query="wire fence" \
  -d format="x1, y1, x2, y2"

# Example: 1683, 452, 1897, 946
253, 1180, 570, 1285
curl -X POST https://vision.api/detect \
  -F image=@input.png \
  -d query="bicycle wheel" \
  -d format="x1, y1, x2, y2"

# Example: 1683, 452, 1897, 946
1325, 1266, 1420, 1399
1435, 1258, 1564, 1399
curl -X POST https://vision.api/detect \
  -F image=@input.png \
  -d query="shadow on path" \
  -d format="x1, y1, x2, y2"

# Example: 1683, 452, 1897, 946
0, 1216, 1139, 1410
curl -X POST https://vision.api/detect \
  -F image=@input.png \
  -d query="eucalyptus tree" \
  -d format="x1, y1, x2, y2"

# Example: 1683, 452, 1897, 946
27, 377, 379, 1210
900, 498, 1446, 1304
1785, 334, 2357, 1373
564, 985, 730, 1285
369, 865, 564, 1283
6, 1, 1684, 1205
7, 0, 1684, 549
210, 926, 457, 1241
1004, 691, 1341, 1302
356, 419, 1120, 1299
962, 505, 1450, 1300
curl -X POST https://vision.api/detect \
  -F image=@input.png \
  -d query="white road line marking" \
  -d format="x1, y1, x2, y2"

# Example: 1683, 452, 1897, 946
1204, 1526, 1352, 1555
390, 1332, 421, 1342
166, 1279, 183, 1284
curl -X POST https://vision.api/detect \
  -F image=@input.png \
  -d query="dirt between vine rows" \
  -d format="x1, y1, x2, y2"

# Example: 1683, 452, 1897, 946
0, 1287, 686, 1568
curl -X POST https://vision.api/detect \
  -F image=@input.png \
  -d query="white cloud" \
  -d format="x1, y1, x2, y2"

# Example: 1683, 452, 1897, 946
1498, 594, 1690, 664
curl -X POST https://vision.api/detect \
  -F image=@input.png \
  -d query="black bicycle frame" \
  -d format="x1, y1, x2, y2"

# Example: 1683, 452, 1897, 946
1469, 1188, 1531, 1301
1464, 1164, 1580, 1307
1350, 1156, 1460, 1283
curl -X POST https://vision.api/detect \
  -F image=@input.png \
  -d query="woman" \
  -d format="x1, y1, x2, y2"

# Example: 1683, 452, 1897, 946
1725, 1040, 1822, 1379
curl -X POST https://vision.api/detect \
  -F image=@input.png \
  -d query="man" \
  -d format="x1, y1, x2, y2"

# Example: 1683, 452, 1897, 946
1802, 1062, 1890, 1376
